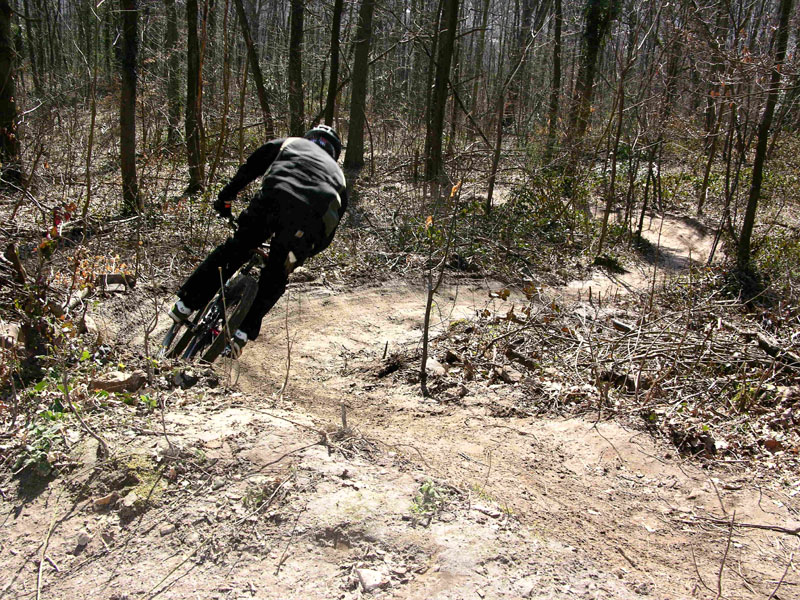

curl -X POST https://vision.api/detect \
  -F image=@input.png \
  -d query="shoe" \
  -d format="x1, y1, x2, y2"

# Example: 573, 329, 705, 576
229, 329, 248, 358
169, 299, 192, 324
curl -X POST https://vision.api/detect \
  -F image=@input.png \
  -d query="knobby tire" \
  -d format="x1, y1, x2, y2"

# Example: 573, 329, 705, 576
185, 274, 258, 363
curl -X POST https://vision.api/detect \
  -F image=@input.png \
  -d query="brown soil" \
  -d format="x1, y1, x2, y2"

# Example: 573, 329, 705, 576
1, 213, 798, 599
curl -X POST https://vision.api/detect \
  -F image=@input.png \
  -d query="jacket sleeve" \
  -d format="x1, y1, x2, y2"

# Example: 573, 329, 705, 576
218, 139, 285, 201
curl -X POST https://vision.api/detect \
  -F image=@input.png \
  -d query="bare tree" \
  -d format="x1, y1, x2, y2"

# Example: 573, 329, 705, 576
120, 0, 141, 213
233, 0, 275, 137
323, 0, 345, 125
737, 0, 794, 274
567, 0, 621, 143
288, 0, 305, 136
0, 0, 20, 182
343, 0, 377, 174
186, 0, 205, 193
164, 0, 181, 146
544, 0, 562, 162
425, 0, 460, 183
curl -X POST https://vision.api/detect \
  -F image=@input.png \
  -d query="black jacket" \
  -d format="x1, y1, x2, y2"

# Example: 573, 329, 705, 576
219, 137, 348, 255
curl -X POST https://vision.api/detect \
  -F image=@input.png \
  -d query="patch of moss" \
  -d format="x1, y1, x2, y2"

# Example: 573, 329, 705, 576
125, 454, 167, 502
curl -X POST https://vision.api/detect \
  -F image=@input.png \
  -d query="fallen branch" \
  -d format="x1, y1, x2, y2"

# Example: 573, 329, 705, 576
679, 515, 800, 537
721, 319, 800, 373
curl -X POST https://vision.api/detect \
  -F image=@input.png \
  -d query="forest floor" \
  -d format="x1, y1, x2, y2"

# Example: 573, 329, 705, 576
1, 201, 799, 600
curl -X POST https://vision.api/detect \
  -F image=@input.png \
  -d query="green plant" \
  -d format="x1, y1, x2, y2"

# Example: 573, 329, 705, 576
13, 421, 62, 477
242, 478, 281, 509
410, 479, 446, 515
119, 392, 157, 410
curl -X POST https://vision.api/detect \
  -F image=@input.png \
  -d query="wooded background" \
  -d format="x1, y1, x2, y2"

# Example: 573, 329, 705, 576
1, 0, 799, 275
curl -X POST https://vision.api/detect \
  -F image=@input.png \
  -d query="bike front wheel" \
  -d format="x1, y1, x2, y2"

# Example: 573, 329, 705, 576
183, 274, 259, 364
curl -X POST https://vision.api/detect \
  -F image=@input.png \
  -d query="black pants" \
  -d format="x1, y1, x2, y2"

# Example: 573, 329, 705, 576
177, 198, 304, 340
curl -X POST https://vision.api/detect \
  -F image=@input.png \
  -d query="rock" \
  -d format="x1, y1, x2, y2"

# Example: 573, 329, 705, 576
173, 370, 199, 390
93, 491, 119, 510
90, 370, 147, 394
159, 523, 176, 536
514, 576, 536, 598
356, 568, 387, 592
118, 491, 142, 519
289, 266, 315, 282
496, 366, 522, 384
444, 349, 463, 364
76, 530, 91, 547
425, 358, 446, 377
473, 503, 502, 518
0, 321, 20, 349
82, 314, 106, 345
686, 488, 703, 500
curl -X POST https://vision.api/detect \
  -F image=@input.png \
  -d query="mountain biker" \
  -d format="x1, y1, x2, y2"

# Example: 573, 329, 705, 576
168, 125, 347, 357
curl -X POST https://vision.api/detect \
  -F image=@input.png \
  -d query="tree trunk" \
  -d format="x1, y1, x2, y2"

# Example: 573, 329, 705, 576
0, 0, 19, 181
737, 0, 793, 273
233, 0, 275, 137
471, 0, 490, 116
119, 0, 141, 213
21, 0, 41, 97
323, 0, 344, 125
425, 0, 460, 182
544, 0, 562, 162
288, 0, 305, 136
186, 0, 205, 194
563, 0, 620, 200
343, 0, 376, 173
164, 0, 181, 146
567, 0, 620, 143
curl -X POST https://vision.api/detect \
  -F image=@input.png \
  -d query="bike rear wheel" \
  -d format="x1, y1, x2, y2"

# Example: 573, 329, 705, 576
182, 274, 259, 363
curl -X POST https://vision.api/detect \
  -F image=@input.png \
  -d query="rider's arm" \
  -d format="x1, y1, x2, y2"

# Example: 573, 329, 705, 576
218, 139, 285, 202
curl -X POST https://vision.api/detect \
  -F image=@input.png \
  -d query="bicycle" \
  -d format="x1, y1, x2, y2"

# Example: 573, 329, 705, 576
159, 218, 264, 364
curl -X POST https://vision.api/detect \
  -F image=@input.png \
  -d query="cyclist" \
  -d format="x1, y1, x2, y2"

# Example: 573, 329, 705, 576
169, 125, 347, 357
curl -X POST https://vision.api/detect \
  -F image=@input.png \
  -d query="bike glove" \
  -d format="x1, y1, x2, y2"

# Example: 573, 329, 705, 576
214, 193, 233, 219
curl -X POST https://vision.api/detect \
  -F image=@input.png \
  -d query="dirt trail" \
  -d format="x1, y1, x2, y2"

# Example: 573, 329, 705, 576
563, 211, 713, 302
2, 213, 798, 599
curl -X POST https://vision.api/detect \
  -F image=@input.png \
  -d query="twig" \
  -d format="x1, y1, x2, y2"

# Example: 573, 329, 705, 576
145, 540, 208, 599
63, 372, 108, 458
43, 556, 59, 573
716, 512, 735, 598
36, 510, 59, 600
279, 290, 293, 399
275, 506, 305, 576
707, 476, 728, 516
692, 546, 714, 595
767, 553, 794, 600
616, 546, 637, 568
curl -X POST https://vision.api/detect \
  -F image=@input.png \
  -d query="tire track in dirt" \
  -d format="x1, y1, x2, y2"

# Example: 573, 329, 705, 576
232, 271, 799, 599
